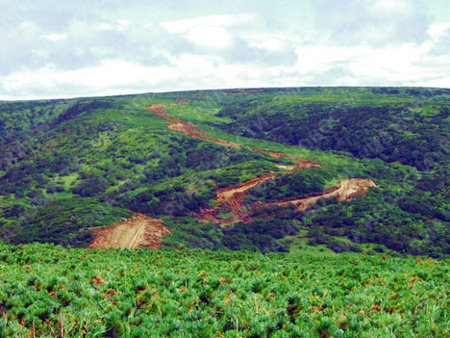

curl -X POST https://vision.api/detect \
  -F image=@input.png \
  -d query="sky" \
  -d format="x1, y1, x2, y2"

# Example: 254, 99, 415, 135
0, 0, 449, 100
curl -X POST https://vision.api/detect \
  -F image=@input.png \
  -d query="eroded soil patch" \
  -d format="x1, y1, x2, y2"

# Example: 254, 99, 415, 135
89, 213, 171, 249
267, 178, 376, 211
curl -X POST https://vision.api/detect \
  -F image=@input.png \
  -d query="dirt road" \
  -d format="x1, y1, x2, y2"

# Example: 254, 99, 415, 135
268, 179, 376, 211
91, 96, 377, 249
149, 103, 242, 149
89, 213, 171, 250
146, 102, 324, 223
196, 174, 279, 223
146, 102, 376, 224
250, 149, 320, 171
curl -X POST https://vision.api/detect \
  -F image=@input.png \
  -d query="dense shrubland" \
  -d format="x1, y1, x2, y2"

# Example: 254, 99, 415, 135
214, 87, 449, 170
0, 243, 448, 337
11, 198, 131, 248
0, 87, 448, 257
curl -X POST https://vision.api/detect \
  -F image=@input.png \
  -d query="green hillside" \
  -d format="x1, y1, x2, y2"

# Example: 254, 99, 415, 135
0, 87, 449, 257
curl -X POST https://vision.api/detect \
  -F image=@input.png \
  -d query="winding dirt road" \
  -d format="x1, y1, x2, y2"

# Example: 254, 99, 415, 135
196, 173, 279, 224
89, 92, 376, 249
268, 178, 376, 211
146, 101, 375, 224
149, 102, 242, 149
251, 149, 320, 171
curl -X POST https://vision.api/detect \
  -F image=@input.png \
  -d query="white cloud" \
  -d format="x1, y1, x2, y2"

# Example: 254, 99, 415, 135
186, 25, 233, 49
295, 45, 366, 74
315, 0, 430, 46
161, 13, 256, 33
373, 0, 414, 14
44, 33, 67, 41
247, 36, 292, 52
0, 1, 449, 100
428, 23, 450, 40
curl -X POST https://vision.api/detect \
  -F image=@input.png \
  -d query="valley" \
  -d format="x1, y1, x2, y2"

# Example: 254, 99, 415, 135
1, 0, 449, 335
89, 97, 378, 249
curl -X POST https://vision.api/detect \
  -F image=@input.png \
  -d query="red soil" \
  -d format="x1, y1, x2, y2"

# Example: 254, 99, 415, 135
148, 103, 241, 149
88, 213, 171, 250
195, 174, 279, 224
251, 149, 320, 171
265, 179, 376, 211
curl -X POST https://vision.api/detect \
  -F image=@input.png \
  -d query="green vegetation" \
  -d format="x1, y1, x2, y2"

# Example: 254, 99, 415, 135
303, 188, 449, 257
162, 87, 449, 257
0, 99, 71, 145
0, 88, 449, 336
0, 243, 448, 337
212, 87, 449, 170
247, 166, 339, 202
0, 87, 448, 257
11, 198, 132, 248
162, 216, 299, 253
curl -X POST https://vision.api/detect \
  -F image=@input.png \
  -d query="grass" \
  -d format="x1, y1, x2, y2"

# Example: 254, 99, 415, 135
45, 192, 73, 199
164, 103, 233, 124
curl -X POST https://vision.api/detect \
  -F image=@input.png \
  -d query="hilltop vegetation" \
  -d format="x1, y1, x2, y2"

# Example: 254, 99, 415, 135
0, 87, 449, 257
213, 87, 449, 170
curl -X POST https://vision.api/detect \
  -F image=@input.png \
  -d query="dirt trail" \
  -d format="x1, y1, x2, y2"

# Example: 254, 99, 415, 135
251, 149, 320, 171
146, 102, 321, 223
146, 101, 375, 224
89, 92, 374, 249
88, 213, 171, 250
196, 174, 279, 224
268, 179, 376, 211
148, 102, 242, 149
146, 103, 321, 167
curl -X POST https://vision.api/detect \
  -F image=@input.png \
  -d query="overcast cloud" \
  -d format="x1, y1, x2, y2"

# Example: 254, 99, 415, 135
0, 0, 449, 100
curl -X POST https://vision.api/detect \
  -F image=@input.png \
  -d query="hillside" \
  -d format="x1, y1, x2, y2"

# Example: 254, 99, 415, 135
0, 87, 449, 257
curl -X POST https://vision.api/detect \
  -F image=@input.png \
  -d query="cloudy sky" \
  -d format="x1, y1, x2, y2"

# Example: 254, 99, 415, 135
1, 0, 449, 100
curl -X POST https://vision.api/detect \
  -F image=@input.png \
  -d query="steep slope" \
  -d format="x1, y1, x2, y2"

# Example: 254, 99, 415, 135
213, 87, 450, 170
69, 97, 374, 249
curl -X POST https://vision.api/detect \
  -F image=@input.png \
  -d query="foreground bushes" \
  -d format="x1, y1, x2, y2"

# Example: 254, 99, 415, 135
0, 243, 448, 336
